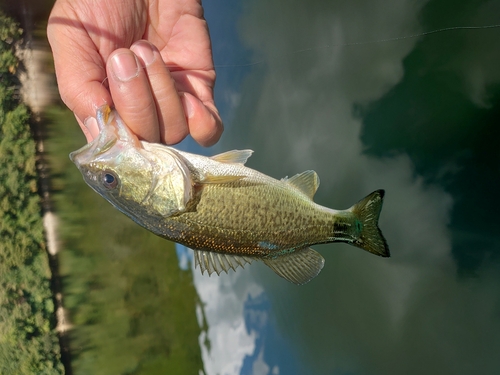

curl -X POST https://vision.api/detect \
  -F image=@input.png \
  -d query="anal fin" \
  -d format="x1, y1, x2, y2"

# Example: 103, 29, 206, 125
194, 250, 253, 276
262, 247, 325, 285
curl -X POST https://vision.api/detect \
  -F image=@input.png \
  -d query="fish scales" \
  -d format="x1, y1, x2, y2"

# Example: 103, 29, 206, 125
70, 105, 390, 285
173, 166, 334, 246
166, 184, 337, 255
142, 146, 338, 253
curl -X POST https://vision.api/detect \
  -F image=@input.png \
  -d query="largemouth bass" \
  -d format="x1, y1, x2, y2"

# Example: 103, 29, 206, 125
70, 105, 389, 285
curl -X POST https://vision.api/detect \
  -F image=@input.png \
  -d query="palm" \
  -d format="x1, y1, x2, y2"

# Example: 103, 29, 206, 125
146, 5, 216, 102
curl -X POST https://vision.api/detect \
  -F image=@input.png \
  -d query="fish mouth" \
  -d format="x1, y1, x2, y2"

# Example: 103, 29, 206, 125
70, 105, 141, 168
69, 124, 120, 168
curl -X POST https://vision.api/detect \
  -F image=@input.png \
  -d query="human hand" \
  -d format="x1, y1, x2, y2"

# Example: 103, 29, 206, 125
47, 0, 222, 146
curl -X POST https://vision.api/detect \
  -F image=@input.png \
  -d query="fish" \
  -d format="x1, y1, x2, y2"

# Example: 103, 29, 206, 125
70, 105, 390, 285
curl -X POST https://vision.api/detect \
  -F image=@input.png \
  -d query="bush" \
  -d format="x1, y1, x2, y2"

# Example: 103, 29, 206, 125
0, 11, 64, 375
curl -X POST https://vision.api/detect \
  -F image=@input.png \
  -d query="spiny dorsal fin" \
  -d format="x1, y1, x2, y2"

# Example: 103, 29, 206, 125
262, 247, 325, 285
211, 149, 254, 164
282, 170, 320, 199
194, 250, 253, 275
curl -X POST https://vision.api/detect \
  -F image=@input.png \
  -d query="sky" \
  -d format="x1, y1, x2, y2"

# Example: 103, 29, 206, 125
177, 1, 500, 374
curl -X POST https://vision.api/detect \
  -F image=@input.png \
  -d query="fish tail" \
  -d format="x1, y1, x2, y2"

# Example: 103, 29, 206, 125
348, 189, 390, 257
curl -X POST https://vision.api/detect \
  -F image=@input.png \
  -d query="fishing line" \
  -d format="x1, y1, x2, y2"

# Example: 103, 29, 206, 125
212, 24, 500, 69
100, 76, 109, 89
100, 24, 500, 81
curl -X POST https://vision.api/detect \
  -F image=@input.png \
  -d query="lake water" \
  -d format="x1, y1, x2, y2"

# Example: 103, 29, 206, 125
22, 0, 500, 374
183, 1, 500, 374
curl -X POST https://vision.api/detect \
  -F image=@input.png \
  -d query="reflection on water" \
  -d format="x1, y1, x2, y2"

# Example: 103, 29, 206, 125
194, 0, 500, 374
35, 0, 500, 373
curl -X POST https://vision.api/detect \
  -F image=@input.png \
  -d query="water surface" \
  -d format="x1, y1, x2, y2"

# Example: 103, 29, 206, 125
190, 1, 500, 374
40, 0, 500, 374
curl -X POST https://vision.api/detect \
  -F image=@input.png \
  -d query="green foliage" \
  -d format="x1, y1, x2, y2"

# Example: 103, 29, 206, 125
0, 11, 64, 375
0, 11, 22, 117
0, 16, 21, 75
45, 107, 205, 375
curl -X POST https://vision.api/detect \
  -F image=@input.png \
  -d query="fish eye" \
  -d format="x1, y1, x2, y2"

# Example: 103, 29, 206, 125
101, 171, 119, 189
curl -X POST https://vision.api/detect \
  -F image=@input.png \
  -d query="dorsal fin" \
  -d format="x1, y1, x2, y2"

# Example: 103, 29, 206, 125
211, 150, 253, 164
194, 250, 253, 275
282, 170, 320, 199
262, 247, 325, 285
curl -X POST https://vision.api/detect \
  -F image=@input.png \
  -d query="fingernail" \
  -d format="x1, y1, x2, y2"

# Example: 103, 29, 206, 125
110, 51, 140, 82
83, 116, 99, 139
182, 93, 195, 119
131, 40, 156, 67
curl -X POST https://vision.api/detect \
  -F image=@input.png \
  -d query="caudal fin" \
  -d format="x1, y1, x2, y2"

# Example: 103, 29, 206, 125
349, 190, 390, 257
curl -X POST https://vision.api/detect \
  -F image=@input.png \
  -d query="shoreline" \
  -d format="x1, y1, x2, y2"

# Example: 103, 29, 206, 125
15, 8, 74, 375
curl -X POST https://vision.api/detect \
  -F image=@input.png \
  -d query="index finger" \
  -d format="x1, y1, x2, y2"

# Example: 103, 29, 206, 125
47, 8, 112, 140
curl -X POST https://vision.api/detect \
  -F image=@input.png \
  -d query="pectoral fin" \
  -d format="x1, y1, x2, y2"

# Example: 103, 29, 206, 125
200, 174, 246, 184
262, 247, 325, 285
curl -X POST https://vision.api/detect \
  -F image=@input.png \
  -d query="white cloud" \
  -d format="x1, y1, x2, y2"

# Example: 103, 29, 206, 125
251, 346, 270, 375
191, 257, 265, 375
